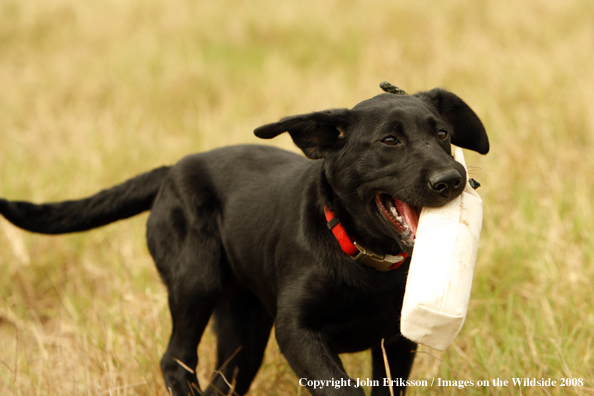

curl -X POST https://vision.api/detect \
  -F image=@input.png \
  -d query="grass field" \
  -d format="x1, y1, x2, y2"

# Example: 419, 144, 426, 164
1, 0, 593, 394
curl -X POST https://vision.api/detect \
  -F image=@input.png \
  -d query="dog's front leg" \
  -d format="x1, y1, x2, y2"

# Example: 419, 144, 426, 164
275, 318, 365, 396
370, 336, 417, 396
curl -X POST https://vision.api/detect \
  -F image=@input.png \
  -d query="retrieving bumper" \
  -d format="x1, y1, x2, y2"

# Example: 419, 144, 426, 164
400, 147, 483, 350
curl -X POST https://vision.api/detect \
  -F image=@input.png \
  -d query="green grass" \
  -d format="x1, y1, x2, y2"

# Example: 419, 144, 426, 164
1, 0, 593, 394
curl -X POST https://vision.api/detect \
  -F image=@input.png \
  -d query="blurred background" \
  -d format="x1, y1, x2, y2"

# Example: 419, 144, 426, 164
1, 0, 593, 394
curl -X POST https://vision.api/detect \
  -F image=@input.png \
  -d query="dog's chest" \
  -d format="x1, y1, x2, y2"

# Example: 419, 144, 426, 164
297, 275, 407, 353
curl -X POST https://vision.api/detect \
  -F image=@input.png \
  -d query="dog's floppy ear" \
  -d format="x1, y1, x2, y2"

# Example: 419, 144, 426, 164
254, 108, 350, 159
415, 88, 489, 154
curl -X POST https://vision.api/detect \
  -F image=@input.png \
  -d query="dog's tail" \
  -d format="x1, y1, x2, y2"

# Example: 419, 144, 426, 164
0, 166, 171, 234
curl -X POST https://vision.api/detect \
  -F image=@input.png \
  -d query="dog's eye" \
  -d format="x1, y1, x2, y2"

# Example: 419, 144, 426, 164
381, 136, 399, 146
437, 130, 448, 140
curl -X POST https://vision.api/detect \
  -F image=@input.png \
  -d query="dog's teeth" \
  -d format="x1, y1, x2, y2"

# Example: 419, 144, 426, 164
389, 204, 408, 225
390, 206, 399, 218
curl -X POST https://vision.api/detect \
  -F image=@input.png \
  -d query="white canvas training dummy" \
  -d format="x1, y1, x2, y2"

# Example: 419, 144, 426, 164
400, 147, 483, 350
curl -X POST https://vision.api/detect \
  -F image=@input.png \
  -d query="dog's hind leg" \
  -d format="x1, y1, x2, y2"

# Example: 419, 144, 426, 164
157, 247, 224, 396
148, 208, 225, 395
146, 164, 231, 396
370, 336, 417, 396
206, 288, 273, 396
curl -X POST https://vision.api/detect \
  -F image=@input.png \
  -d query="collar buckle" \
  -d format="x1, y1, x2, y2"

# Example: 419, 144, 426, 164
352, 242, 407, 271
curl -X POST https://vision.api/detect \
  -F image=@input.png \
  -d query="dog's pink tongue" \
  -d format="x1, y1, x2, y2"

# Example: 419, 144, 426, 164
394, 200, 419, 236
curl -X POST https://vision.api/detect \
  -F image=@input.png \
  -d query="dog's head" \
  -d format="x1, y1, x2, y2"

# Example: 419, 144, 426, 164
254, 89, 489, 254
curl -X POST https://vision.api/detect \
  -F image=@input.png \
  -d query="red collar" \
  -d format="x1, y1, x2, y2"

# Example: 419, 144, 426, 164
324, 205, 409, 271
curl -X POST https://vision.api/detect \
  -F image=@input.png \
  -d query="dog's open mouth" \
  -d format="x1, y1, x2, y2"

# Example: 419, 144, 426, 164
375, 193, 421, 248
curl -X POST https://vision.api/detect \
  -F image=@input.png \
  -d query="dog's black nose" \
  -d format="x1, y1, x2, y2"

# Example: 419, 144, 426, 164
429, 169, 463, 197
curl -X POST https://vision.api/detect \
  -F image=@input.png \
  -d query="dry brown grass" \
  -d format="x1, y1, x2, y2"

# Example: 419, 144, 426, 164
1, 0, 593, 394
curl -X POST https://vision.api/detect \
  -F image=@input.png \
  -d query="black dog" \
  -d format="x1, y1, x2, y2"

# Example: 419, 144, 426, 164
0, 88, 488, 395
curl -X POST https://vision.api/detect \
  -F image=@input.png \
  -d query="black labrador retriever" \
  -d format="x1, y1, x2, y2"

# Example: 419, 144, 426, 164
0, 88, 489, 395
